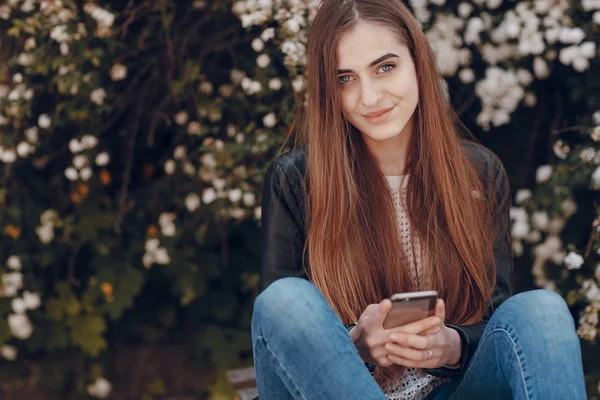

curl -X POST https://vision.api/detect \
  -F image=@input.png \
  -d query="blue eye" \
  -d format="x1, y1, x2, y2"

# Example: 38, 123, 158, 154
379, 63, 396, 73
338, 75, 352, 84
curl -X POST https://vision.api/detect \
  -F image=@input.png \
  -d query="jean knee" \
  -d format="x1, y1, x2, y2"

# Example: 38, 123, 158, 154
495, 289, 575, 333
251, 277, 325, 340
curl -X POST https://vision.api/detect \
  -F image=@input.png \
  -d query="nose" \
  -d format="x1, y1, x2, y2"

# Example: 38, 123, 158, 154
360, 79, 382, 108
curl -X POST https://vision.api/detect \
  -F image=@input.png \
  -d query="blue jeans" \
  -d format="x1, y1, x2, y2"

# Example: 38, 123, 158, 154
251, 277, 586, 400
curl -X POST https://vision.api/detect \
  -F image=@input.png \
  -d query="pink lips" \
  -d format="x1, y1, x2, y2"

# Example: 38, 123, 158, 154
363, 106, 394, 124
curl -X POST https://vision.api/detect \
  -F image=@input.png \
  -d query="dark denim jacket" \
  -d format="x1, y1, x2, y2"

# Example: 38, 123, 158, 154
258, 140, 514, 378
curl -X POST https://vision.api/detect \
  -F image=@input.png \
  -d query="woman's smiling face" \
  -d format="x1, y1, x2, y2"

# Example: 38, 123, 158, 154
337, 21, 419, 143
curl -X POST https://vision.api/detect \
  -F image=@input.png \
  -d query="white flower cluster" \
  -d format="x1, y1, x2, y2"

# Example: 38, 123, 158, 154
0, 256, 41, 343
65, 135, 99, 182
159, 212, 176, 237
232, 0, 319, 66
185, 193, 201, 212
87, 376, 112, 399
426, 14, 471, 77
83, 3, 115, 38
475, 67, 526, 130
142, 238, 171, 269
36, 209, 58, 244
1, 256, 23, 298
232, 0, 599, 130
110, 63, 127, 81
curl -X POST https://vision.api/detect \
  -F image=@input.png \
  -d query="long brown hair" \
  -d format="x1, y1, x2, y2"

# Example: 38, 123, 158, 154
290, 0, 498, 390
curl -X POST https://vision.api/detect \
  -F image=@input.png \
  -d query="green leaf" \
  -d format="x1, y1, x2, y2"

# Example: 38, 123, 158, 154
68, 315, 107, 357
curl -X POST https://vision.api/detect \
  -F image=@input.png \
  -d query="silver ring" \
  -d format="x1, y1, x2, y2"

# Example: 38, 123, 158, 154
425, 349, 433, 360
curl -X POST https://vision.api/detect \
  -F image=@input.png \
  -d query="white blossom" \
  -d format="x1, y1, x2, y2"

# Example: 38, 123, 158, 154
0, 148, 16, 164
531, 211, 549, 231
515, 189, 532, 205
16, 142, 34, 158
0, 345, 17, 361
185, 193, 201, 212
65, 167, 78, 181
173, 146, 187, 160
90, 89, 106, 105
251, 38, 264, 52
174, 111, 189, 125
154, 247, 171, 265
202, 188, 217, 204
257, 54, 271, 68
228, 188, 243, 203
50, 25, 70, 43
73, 155, 87, 169
263, 112, 277, 128
292, 76, 304, 93
592, 166, 600, 190
261, 27, 275, 42
110, 64, 127, 81
458, 2, 473, 17
38, 114, 51, 129
268, 78, 282, 91
22, 291, 41, 310
187, 121, 202, 135
8, 313, 33, 339
95, 152, 110, 166
243, 192, 256, 207
80, 167, 92, 181
164, 160, 176, 175
87, 377, 112, 399
458, 68, 475, 84
561, 199, 577, 217
11, 298, 26, 314
145, 238, 159, 252
565, 251, 585, 270
6, 256, 21, 271
81, 135, 99, 149
36, 223, 54, 244
536, 165, 553, 183
2, 272, 23, 298
69, 139, 84, 154
60, 43, 70, 56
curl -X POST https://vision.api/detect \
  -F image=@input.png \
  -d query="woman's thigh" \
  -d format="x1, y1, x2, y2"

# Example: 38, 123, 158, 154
427, 289, 586, 400
252, 277, 387, 400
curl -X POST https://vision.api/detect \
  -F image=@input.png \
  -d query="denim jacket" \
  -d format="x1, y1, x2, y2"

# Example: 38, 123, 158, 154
258, 140, 514, 378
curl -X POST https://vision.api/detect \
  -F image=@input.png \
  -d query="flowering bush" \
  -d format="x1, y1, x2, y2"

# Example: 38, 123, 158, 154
0, 0, 599, 397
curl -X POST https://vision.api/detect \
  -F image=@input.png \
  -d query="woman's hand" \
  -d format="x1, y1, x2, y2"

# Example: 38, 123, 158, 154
384, 299, 462, 369
352, 299, 443, 367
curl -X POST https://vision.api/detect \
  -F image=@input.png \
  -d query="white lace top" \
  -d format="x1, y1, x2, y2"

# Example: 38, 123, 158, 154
382, 175, 444, 400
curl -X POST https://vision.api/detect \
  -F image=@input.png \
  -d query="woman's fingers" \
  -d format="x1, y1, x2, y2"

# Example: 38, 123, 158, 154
388, 331, 435, 350
387, 314, 441, 335
384, 342, 438, 362
435, 299, 445, 320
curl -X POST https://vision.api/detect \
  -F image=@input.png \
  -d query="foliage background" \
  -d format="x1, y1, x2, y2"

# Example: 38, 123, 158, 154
0, 0, 598, 398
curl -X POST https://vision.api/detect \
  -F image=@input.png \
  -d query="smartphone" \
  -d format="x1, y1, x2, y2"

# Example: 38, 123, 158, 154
382, 290, 438, 329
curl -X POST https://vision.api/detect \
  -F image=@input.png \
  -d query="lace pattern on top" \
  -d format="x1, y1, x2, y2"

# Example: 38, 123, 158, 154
383, 175, 444, 400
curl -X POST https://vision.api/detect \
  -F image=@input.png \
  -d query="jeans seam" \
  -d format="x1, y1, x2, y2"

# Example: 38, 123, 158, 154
447, 328, 531, 400
255, 334, 308, 400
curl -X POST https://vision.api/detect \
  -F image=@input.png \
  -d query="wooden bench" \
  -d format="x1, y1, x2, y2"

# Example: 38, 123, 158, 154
227, 366, 258, 400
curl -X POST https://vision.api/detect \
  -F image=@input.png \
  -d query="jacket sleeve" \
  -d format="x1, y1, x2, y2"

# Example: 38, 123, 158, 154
424, 155, 514, 378
259, 159, 308, 293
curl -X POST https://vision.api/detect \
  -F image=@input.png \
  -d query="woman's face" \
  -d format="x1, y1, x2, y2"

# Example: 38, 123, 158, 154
336, 22, 419, 143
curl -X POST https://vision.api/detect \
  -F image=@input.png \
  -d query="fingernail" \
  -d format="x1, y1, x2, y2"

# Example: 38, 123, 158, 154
389, 334, 397, 341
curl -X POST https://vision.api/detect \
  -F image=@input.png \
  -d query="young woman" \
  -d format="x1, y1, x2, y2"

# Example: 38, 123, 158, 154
251, 0, 587, 399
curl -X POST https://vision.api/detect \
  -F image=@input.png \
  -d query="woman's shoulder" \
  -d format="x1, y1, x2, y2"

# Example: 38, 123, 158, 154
267, 145, 308, 181
460, 139, 505, 178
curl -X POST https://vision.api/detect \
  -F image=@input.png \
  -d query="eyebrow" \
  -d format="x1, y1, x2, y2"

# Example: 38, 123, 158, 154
337, 53, 399, 74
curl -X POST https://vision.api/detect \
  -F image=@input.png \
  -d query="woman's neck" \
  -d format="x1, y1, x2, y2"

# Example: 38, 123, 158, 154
361, 115, 414, 176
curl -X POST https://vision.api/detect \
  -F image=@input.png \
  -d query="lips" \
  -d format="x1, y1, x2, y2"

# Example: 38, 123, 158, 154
362, 106, 395, 124
363, 106, 394, 118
